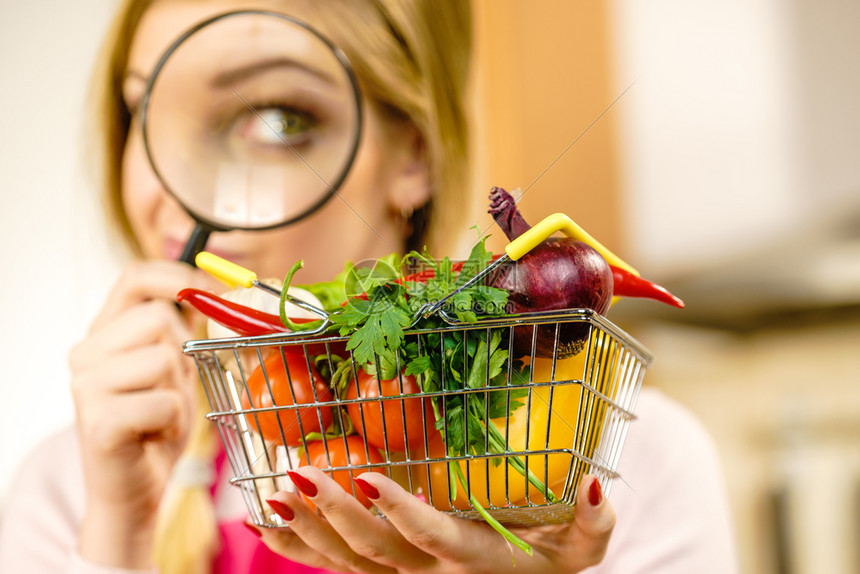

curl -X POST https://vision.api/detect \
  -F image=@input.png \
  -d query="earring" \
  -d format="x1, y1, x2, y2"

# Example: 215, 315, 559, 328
390, 200, 432, 252
399, 206, 414, 238
389, 204, 414, 239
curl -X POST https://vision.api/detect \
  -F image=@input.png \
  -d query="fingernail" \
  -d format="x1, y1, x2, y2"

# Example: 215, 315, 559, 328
353, 477, 380, 500
588, 477, 603, 507
414, 492, 428, 504
243, 521, 263, 537
266, 499, 295, 522
287, 471, 318, 497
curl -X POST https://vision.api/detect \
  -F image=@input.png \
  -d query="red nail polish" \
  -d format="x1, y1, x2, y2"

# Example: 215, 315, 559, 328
243, 522, 263, 538
588, 478, 603, 506
287, 471, 318, 497
353, 477, 380, 500
266, 499, 295, 522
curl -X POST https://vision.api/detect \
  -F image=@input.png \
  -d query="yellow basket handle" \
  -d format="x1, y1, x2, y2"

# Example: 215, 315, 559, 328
195, 251, 258, 288
504, 213, 639, 277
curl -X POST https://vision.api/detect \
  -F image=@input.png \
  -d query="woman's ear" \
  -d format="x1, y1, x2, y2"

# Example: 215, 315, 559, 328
386, 122, 432, 215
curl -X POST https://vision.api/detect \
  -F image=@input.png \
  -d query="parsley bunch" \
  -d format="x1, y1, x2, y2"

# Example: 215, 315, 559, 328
338, 236, 554, 484
285, 234, 556, 555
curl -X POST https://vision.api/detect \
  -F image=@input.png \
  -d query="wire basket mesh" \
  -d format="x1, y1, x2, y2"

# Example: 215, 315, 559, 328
185, 308, 652, 527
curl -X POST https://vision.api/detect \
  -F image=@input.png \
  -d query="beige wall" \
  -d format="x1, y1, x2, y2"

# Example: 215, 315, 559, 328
0, 0, 121, 512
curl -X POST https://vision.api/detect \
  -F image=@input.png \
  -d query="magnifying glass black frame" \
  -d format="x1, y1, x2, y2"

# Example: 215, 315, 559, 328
139, 9, 364, 264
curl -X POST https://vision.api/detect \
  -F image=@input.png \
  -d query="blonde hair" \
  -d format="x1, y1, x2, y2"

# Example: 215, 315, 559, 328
308, 0, 474, 254
88, 1, 473, 572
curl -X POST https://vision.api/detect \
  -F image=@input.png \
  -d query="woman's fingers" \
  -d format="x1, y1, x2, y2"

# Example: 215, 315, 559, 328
70, 300, 192, 374
84, 389, 192, 452
258, 470, 617, 574
260, 485, 399, 574
276, 467, 438, 571
75, 386, 194, 511
249, 518, 349, 573
339, 471, 484, 564
354, 472, 616, 572
90, 260, 209, 331
72, 260, 213, 566
567, 475, 616, 566
72, 344, 188, 399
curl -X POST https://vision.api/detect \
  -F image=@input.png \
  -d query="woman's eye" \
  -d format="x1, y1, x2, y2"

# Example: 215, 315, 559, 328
240, 107, 314, 147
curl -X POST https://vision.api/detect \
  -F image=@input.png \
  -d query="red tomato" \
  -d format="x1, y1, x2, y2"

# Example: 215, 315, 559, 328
241, 350, 334, 446
299, 435, 385, 508
345, 369, 435, 452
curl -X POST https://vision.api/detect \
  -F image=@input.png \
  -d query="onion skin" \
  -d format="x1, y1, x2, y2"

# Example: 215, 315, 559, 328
487, 187, 613, 358
488, 239, 612, 358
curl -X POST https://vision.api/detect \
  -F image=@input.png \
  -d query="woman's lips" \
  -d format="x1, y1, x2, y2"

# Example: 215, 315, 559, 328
164, 236, 247, 264
163, 237, 186, 261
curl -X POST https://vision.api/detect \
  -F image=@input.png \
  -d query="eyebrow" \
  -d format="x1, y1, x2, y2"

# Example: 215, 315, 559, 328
211, 57, 338, 88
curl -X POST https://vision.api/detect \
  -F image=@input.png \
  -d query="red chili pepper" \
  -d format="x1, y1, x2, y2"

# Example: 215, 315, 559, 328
178, 288, 349, 358
177, 288, 295, 336
400, 259, 476, 283
609, 266, 685, 309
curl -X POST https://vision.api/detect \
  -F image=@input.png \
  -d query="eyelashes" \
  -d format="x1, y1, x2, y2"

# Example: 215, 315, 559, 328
234, 105, 318, 149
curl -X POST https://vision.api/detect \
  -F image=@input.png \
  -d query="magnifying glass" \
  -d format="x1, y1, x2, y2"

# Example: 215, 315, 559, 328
140, 10, 362, 264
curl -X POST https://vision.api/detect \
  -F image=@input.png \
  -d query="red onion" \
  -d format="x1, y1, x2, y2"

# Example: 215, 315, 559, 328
487, 187, 613, 358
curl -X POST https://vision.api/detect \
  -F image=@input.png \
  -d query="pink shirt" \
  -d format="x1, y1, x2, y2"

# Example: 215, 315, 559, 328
0, 389, 738, 572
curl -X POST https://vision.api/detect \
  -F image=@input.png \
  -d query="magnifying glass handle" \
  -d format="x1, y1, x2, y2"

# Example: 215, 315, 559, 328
179, 223, 213, 266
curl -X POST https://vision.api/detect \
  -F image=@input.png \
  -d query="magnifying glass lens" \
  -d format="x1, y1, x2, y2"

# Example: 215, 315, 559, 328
143, 11, 361, 242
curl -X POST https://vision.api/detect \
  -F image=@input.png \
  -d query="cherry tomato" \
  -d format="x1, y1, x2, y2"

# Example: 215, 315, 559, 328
241, 350, 334, 446
299, 435, 385, 508
345, 369, 435, 452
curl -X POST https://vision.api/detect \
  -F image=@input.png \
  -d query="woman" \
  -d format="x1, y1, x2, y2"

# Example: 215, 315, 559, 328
0, 0, 737, 572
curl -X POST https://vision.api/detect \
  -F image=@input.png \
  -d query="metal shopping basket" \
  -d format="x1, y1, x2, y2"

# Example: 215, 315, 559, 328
183, 214, 654, 528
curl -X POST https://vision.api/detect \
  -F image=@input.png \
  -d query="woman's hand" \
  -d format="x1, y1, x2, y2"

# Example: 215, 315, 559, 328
69, 261, 211, 568
256, 467, 615, 574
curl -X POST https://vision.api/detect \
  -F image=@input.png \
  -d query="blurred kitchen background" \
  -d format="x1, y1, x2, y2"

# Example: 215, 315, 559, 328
469, 1, 860, 572
1, 1, 858, 572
